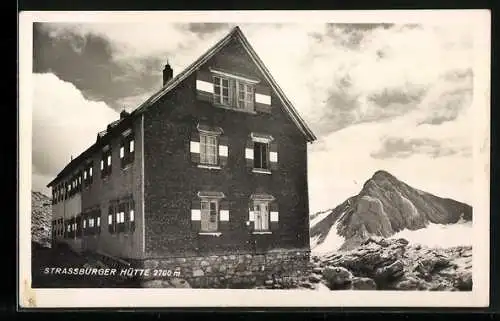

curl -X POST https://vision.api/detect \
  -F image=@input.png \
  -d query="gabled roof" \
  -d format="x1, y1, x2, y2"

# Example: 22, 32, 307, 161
130, 26, 317, 142
47, 26, 316, 188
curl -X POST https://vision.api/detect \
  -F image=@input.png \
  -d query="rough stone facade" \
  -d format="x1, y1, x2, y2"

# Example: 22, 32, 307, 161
143, 37, 311, 258
139, 249, 311, 288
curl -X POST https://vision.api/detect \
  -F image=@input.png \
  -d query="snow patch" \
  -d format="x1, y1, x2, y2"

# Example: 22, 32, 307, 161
311, 220, 345, 255
389, 221, 473, 248
310, 209, 333, 227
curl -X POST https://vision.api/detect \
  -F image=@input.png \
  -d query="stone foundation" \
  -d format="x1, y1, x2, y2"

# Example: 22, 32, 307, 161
136, 249, 311, 288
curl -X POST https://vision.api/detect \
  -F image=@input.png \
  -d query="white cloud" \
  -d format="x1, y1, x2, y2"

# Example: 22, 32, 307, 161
308, 115, 474, 213
34, 22, 477, 213
32, 73, 118, 192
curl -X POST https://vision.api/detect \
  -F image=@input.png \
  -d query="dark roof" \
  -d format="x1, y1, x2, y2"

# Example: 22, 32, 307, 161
47, 26, 317, 187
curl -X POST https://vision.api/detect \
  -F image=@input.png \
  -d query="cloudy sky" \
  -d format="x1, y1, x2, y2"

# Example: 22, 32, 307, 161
31, 19, 482, 213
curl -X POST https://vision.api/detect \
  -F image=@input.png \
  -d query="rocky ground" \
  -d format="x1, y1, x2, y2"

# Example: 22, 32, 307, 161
31, 191, 52, 248
309, 237, 472, 291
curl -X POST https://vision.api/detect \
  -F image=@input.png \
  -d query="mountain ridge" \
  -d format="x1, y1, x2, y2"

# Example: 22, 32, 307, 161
310, 170, 472, 252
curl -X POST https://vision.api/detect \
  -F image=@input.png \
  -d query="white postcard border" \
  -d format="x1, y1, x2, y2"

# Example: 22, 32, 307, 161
18, 10, 491, 308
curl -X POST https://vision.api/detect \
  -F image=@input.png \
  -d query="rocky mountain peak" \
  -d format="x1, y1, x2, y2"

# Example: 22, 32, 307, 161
311, 171, 473, 252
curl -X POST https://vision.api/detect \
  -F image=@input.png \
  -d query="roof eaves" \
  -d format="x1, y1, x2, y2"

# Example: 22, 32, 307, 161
233, 29, 317, 142
131, 27, 239, 117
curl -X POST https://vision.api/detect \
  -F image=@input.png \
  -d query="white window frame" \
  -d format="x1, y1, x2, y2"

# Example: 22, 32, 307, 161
200, 199, 219, 232
213, 76, 230, 106
253, 141, 270, 170
237, 81, 254, 110
253, 200, 270, 231
199, 133, 218, 166
213, 74, 255, 111
130, 209, 135, 222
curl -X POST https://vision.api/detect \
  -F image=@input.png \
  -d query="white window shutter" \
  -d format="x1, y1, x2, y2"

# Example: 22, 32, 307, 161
130, 140, 134, 153
220, 210, 229, 221
249, 210, 255, 221
191, 209, 201, 221
120, 146, 125, 158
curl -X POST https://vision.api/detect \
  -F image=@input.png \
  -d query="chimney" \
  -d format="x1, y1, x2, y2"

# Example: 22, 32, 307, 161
120, 109, 129, 119
163, 61, 173, 86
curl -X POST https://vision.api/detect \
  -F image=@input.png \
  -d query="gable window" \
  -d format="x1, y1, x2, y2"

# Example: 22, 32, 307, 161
212, 72, 256, 112
101, 146, 112, 179
200, 134, 218, 165
254, 142, 269, 170
120, 130, 135, 169
213, 76, 230, 106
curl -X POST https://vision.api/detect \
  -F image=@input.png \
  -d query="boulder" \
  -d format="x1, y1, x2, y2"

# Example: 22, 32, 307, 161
308, 274, 321, 283
351, 277, 377, 290
454, 272, 472, 291
322, 266, 353, 290
374, 260, 404, 281
169, 278, 191, 288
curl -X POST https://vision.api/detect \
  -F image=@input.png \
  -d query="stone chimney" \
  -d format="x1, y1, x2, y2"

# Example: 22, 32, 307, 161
163, 61, 173, 86
120, 109, 129, 119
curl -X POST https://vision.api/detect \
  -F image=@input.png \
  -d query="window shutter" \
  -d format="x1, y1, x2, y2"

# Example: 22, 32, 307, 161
97, 211, 101, 235
218, 135, 229, 167
191, 199, 201, 231
82, 213, 87, 236
118, 202, 125, 233
254, 84, 272, 114
108, 205, 115, 234
190, 130, 201, 164
128, 198, 136, 233
270, 200, 279, 231
196, 70, 214, 103
219, 199, 230, 231
270, 141, 278, 171
247, 200, 255, 232
245, 138, 254, 169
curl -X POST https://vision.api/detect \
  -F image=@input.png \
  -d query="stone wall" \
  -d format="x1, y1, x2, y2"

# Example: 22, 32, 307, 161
139, 249, 311, 288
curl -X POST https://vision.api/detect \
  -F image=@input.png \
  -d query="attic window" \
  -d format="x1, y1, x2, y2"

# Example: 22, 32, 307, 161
211, 70, 257, 112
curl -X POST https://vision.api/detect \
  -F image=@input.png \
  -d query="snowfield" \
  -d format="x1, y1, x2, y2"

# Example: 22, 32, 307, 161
388, 220, 473, 249
311, 219, 473, 256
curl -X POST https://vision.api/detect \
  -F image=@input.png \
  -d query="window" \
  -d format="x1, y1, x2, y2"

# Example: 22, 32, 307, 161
101, 147, 112, 178
237, 82, 254, 110
200, 134, 218, 165
83, 162, 94, 188
201, 199, 218, 232
213, 75, 255, 111
108, 197, 135, 234
120, 131, 135, 169
213, 76, 230, 105
253, 201, 270, 231
108, 204, 116, 234
254, 142, 269, 170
